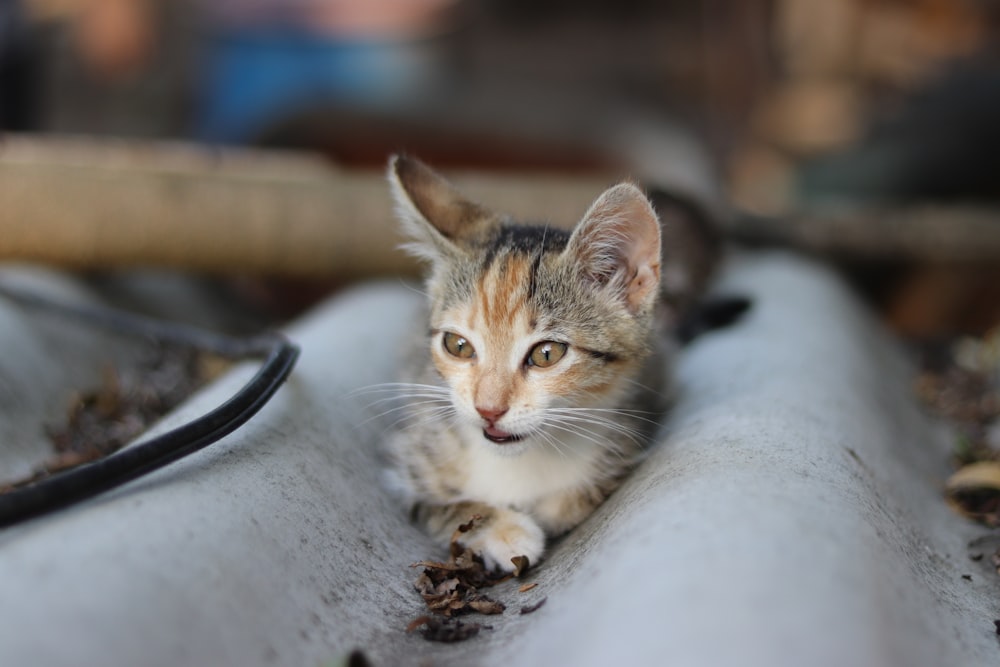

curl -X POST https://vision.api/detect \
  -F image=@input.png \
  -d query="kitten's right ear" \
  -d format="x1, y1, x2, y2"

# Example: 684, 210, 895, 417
567, 182, 662, 316
388, 154, 496, 261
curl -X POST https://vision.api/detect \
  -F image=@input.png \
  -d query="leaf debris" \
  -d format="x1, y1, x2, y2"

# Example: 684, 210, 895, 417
915, 328, 1000, 524
407, 515, 538, 642
0, 346, 220, 493
519, 597, 548, 615
406, 615, 490, 643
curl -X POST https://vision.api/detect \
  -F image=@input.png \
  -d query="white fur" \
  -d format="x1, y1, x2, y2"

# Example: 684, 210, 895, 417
458, 423, 601, 507
459, 508, 545, 571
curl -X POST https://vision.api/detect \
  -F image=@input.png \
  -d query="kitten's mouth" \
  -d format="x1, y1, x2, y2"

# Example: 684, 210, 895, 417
482, 426, 524, 444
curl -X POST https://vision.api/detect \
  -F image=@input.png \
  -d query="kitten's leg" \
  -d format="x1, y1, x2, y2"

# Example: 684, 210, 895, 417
532, 485, 610, 536
414, 501, 545, 572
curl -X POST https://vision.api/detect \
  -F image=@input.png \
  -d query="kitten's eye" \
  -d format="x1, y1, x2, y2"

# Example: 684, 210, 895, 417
442, 332, 476, 359
527, 341, 568, 368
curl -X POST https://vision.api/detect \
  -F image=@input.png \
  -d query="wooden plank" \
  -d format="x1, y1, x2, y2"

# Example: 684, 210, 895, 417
0, 136, 613, 278
731, 204, 1000, 262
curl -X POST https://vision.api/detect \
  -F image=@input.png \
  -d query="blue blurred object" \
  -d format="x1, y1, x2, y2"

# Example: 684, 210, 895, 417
195, 28, 439, 144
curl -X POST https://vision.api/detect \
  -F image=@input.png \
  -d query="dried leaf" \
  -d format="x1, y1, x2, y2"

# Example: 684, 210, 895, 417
456, 515, 483, 534
429, 577, 456, 594
411, 560, 464, 572
466, 594, 506, 615
409, 616, 489, 643
405, 616, 433, 634
947, 461, 1000, 493
520, 597, 548, 615
510, 555, 530, 577
424, 593, 462, 614
413, 571, 433, 591
946, 461, 1000, 524
518, 582, 538, 593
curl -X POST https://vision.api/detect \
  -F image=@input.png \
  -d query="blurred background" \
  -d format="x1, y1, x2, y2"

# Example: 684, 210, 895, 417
2, 0, 1000, 336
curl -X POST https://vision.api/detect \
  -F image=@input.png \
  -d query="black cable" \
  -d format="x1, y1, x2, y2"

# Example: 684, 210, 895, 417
0, 282, 300, 529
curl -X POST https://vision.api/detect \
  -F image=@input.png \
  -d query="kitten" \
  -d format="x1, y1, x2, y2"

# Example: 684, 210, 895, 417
381, 155, 674, 572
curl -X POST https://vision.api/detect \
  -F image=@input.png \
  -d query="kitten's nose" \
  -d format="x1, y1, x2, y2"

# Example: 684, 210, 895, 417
476, 406, 508, 425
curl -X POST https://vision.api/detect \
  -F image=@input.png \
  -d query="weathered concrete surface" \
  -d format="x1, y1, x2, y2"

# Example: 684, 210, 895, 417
0, 266, 158, 485
0, 253, 997, 666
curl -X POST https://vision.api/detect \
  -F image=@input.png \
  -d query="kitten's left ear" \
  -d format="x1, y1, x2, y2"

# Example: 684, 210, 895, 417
567, 183, 662, 315
388, 154, 497, 261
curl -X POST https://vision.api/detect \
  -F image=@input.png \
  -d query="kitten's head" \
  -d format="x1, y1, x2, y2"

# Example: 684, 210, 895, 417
389, 155, 662, 454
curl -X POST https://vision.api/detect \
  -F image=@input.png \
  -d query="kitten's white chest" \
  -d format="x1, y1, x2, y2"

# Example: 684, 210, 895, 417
459, 427, 599, 508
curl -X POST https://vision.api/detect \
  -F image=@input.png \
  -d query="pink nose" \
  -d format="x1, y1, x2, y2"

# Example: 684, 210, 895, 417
476, 406, 508, 424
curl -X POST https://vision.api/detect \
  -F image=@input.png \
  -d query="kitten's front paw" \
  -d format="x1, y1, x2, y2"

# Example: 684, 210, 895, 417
463, 510, 545, 572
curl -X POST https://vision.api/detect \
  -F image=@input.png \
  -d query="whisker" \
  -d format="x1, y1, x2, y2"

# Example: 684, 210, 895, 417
552, 406, 662, 427
358, 385, 453, 428
547, 406, 650, 433
362, 393, 447, 414
361, 397, 450, 425
542, 421, 630, 463
379, 404, 456, 434
351, 382, 450, 398
544, 415, 639, 446
534, 428, 572, 459
354, 382, 452, 423
398, 279, 431, 300
617, 375, 671, 399
545, 418, 652, 447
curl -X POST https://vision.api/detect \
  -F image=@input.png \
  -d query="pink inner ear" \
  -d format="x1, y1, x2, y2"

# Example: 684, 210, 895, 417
573, 183, 662, 314
626, 262, 661, 313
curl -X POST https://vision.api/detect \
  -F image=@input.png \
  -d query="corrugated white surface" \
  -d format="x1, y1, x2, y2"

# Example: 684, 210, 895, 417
0, 253, 995, 667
